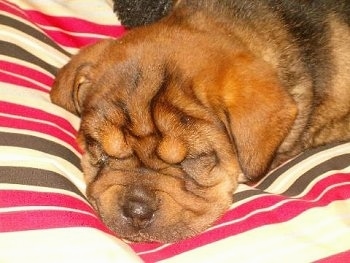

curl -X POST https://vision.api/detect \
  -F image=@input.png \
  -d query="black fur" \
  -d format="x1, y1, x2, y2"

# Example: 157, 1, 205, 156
112, 0, 173, 28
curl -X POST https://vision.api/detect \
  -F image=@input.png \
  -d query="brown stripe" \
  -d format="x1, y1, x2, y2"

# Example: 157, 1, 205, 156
0, 132, 81, 170
257, 142, 349, 189
0, 14, 71, 57
0, 41, 58, 76
234, 143, 350, 201
0, 166, 85, 198
281, 154, 350, 197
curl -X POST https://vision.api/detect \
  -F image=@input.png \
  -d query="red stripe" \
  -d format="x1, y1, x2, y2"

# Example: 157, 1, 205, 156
0, 61, 54, 87
131, 174, 350, 262
24, 10, 125, 37
217, 173, 350, 225
0, 71, 49, 92
0, 115, 79, 151
1, 1, 126, 49
0, 101, 77, 137
38, 29, 111, 49
0, 190, 91, 212
22, 10, 126, 48
0, 1, 28, 20
315, 250, 350, 263
0, 210, 112, 234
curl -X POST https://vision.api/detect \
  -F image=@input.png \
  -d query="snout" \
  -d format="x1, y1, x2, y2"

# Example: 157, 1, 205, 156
85, 164, 237, 242
121, 186, 159, 229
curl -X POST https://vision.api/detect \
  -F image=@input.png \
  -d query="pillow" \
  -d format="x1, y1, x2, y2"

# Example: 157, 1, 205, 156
0, 0, 140, 262
1, 0, 350, 262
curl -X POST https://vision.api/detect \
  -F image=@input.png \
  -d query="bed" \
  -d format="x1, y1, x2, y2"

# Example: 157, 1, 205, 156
1, 0, 350, 262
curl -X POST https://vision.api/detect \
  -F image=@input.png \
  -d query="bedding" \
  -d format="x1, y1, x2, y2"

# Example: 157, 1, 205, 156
0, 0, 350, 262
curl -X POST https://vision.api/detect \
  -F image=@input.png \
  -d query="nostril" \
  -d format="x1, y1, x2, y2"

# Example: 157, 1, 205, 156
121, 187, 158, 229
123, 199, 154, 218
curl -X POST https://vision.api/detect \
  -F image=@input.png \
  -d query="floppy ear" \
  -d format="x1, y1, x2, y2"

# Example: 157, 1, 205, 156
51, 63, 94, 115
50, 39, 115, 115
217, 56, 298, 180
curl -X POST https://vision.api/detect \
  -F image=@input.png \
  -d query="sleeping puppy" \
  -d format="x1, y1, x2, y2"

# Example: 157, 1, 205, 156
50, 0, 350, 242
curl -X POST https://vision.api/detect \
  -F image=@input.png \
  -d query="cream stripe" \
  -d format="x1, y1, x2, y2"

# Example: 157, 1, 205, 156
210, 181, 350, 232
0, 127, 81, 157
0, 111, 77, 141
0, 227, 141, 263
0, 25, 67, 67
264, 143, 350, 193
40, 25, 115, 39
295, 168, 350, 198
0, 84, 81, 130
0, 68, 50, 91
0, 183, 86, 201
0, 9, 31, 25
0, 146, 85, 192
0, 206, 94, 216
7, 0, 120, 25
0, 54, 67, 77
161, 200, 350, 263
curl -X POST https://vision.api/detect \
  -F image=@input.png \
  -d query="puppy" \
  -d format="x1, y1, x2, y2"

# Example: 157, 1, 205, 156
51, 0, 350, 242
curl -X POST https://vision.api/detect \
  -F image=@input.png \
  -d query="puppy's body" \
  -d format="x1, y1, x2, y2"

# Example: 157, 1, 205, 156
51, 0, 350, 242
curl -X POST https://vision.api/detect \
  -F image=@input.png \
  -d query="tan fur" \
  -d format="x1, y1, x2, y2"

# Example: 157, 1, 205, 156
51, 1, 350, 242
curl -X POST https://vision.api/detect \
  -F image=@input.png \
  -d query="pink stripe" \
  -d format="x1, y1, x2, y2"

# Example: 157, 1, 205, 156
1, 1, 125, 49
0, 190, 92, 213
0, 1, 28, 20
0, 101, 77, 138
0, 71, 49, 93
0, 61, 54, 87
25, 10, 125, 37
132, 174, 350, 262
315, 250, 350, 263
40, 29, 111, 49
217, 173, 350, 225
0, 210, 112, 234
0, 115, 79, 151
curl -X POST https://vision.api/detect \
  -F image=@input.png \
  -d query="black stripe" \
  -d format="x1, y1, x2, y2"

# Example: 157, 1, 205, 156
0, 14, 71, 57
0, 41, 58, 75
0, 166, 85, 198
257, 142, 349, 189
0, 132, 82, 170
233, 188, 264, 202
233, 142, 350, 202
281, 154, 350, 197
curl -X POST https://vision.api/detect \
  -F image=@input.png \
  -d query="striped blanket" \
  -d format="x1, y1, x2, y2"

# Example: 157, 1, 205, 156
1, 0, 350, 262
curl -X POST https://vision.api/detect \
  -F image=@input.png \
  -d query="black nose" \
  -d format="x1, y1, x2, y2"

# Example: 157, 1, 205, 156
122, 187, 157, 229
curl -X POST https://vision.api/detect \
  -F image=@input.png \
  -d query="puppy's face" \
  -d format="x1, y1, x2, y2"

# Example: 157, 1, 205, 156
51, 24, 297, 242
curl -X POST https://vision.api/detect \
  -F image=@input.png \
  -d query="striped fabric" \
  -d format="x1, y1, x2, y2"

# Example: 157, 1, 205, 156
1, 0, 350, 262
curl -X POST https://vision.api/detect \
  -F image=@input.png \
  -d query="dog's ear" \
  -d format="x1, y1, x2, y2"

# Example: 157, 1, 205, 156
208, 55, 298, 180
50, 39, 114, 115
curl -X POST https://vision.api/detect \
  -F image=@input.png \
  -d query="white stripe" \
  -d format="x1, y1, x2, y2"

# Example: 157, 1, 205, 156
0, 146, 85, 193
0, 206, 94, 216
0, 25, 68, 66
7, 0, 120, 25
0, 111, 77, 141
41, 25, 116, 40
209, 181, 350, 232
0, 84, 81, 131
0, 54, 67, 78
262, 143, 350, 193
0, 227, 142, 263
160, 200, 350, 263
0, 126, 81, 157
0, 183, 85, 201
0, 68, 50, 91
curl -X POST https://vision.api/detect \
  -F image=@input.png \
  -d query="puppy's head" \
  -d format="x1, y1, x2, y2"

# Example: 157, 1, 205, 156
51, 23, 297, 242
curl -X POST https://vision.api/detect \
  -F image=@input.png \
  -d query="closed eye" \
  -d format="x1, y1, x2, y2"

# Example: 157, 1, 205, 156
181, 152, 218, 187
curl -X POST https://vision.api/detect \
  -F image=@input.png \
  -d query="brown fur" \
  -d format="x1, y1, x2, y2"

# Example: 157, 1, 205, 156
51, 0, 350, 242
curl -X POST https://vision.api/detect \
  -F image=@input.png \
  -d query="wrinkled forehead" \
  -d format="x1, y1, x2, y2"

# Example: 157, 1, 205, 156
81, 61, 216, 139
